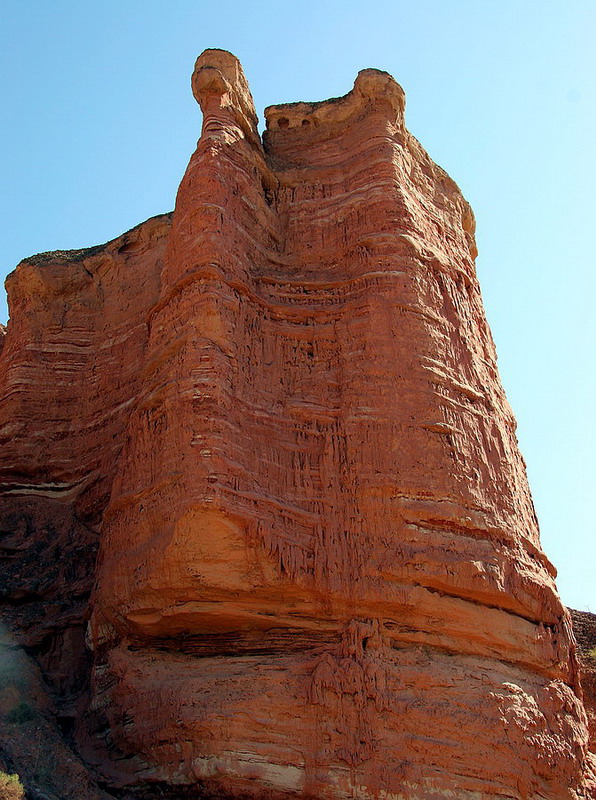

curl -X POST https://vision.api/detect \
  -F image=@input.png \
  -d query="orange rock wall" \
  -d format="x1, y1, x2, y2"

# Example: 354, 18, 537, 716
0, 213, 170, 796
1, 49, 595, 799
0, 214, 171, 523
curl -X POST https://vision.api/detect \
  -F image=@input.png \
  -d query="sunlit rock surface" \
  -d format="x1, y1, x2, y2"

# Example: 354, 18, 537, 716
1, 49, 595, 799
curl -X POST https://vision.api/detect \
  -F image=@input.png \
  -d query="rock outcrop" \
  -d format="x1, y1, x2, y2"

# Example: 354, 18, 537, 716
1, 49, 595, 799
571, 610, 596, 755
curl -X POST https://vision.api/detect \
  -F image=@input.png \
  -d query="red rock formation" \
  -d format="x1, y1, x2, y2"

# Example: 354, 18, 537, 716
1, 49, 595, 799
0, 213, 171, 799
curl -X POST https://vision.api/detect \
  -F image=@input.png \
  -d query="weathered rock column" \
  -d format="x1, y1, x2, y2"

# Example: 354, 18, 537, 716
2, 49, 592, 799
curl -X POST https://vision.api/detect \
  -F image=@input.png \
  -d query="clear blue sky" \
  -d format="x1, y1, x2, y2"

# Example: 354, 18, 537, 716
1, 1, 594, 610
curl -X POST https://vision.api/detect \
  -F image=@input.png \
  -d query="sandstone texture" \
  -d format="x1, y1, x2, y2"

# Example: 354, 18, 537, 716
1, 49, 595, 799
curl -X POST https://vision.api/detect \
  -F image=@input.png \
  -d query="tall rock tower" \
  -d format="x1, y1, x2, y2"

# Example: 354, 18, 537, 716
1, 50, 594, 799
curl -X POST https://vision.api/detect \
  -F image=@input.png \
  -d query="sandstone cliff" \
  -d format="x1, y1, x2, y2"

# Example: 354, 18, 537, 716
1, 49, 594, 799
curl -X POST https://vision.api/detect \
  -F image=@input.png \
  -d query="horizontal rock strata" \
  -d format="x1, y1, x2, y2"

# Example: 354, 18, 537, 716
1, 49, 595, 799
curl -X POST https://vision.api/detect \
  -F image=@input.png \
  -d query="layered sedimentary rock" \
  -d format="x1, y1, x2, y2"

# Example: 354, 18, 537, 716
1, 49, 595, 799
0, 214, 171, 798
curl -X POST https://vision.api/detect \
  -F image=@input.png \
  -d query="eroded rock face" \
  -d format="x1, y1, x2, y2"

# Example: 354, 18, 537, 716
1, 49, 595, 799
